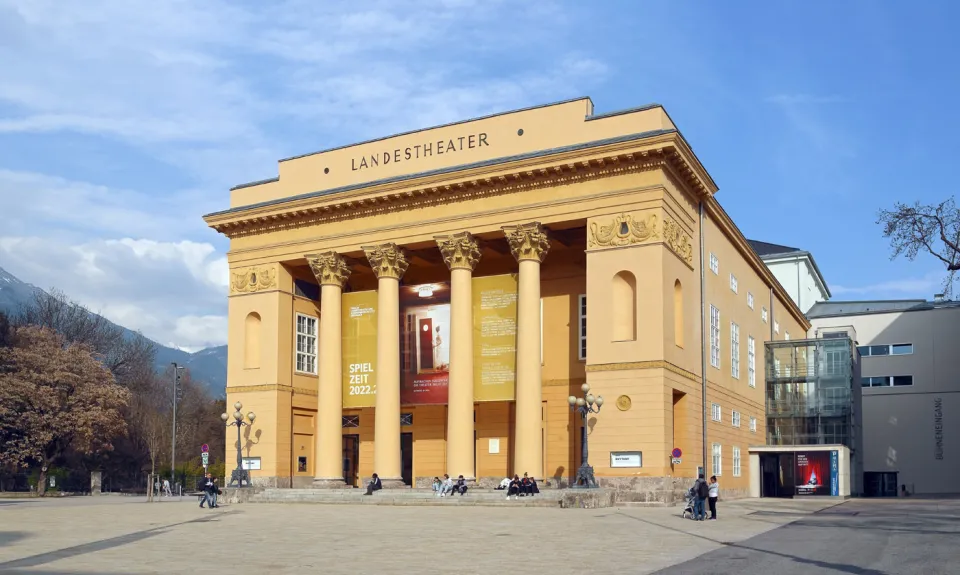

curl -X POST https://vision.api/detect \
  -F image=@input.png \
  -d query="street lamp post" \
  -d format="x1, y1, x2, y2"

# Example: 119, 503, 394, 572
221, 401, 256, 487
170, 364, 185, 489
568, 383, 604, 488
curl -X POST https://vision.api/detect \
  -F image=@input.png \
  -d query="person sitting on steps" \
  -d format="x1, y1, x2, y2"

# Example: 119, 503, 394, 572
506, 475, 522, 499
521, 472, 539, 496
365, 473, 382, 495
454, 475, 468, 496
496, 477, 511, 490
439, 474, 454, 497
431, 476, 442, 495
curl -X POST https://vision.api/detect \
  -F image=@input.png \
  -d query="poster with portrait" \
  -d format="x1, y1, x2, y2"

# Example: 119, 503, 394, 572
399, 282, 451, 404
341, 290, 378, 408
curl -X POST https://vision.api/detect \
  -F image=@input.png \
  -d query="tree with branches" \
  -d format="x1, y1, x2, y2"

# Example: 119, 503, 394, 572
878, 197, 960, 297
0, 326, 130, 495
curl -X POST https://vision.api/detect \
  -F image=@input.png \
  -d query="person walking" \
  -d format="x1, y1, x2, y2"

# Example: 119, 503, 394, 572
162, 478, 172, 498
708, 475, 719, 520
692, 474, 709, 521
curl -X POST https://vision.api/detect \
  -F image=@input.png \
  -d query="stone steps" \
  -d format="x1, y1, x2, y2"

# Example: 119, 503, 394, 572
245, 488, 614, 508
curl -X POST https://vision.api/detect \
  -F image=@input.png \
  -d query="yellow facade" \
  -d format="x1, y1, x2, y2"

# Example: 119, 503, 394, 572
205, 97, 808, 499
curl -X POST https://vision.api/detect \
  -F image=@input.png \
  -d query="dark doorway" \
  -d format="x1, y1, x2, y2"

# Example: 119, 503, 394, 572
401, 432, 414, 486
342, 434, 360, 487
864, 471, 898, 497
760, 453, 796, 498
418, 318, 434, 370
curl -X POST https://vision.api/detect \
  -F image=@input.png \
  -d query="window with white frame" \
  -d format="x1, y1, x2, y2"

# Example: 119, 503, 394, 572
295, 314, 318, 374
730, 273, 738, 293
577, 294, 587, 361
749, 417, 757, 432
785, 331, 790, 341
709, 253, 719, 274
711, 403, 721, 421
748, 336, 756, 387
747, 292, 754, 309
732, 410, 741, 427
761, 307, 768, 323
731, 322, 740, 379
710, 305, 720, 368
732, 447, 741, 477
774, 320, 780, 335
712, 443, 722, 476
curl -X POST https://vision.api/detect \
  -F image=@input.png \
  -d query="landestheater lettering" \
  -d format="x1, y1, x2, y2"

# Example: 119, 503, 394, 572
351, 132, 489, 171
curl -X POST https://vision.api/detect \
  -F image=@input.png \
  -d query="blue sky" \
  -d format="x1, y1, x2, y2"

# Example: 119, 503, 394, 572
0, 0, 956, 349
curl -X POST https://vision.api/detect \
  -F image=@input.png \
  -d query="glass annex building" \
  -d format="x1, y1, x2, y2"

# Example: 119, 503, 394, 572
749, 335, 863, 497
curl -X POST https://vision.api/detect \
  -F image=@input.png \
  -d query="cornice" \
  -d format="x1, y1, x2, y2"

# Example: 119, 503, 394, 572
703, 197, 811, 331
205, 133, 713, 239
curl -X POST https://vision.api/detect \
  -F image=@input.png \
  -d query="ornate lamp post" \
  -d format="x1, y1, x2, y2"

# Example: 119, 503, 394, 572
568, 383, 603, 488
221, 401, 256, 487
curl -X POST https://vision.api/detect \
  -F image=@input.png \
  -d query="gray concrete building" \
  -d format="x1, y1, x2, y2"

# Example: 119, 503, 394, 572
807, 299, 960, 496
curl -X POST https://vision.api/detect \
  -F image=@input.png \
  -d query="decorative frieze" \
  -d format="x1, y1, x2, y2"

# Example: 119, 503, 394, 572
306, 251, 351, 287
662, 217, 694, 266
362, 242, 409, 280
502, 222, 550, 263
435, 231, 481, 271
230, 266, 278, 294
588, 213, 658, 248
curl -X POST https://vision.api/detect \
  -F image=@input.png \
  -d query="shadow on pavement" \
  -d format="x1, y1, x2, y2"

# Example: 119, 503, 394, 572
0, 532, 30, 548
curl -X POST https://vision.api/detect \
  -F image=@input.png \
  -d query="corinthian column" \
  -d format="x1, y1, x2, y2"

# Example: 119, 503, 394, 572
363, 242, 409, 488
503, 222, 550, 479
306, 251, 351, 488
435, 232, 481, 483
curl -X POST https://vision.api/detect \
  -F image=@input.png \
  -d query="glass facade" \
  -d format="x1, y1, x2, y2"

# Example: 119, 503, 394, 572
765, 337, 860, 449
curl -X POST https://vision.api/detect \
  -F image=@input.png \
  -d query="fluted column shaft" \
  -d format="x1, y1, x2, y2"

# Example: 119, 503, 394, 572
436, 232, 481, 482
364, 243, 409, 487
306, 252, 351, 487
503, 223, 550, 479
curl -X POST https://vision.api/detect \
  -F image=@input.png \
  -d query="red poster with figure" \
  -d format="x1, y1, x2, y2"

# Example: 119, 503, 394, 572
399, 282, 450, 405
795, 451, 831, 496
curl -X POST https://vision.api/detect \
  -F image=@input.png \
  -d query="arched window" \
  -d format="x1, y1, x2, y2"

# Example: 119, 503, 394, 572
674, 280, 684, 348
245, 312, 261, 369
611, 271, 637, 341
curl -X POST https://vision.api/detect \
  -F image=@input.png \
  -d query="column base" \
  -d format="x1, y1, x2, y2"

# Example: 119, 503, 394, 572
310, 477, 347, 489
377, 477, 408, 489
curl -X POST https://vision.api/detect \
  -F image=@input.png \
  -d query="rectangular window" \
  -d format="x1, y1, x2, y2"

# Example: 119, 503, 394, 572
761, 307, 768, 323
732, 410, 741, 428
749, 417, 757, 433
577, 294, 587, 361
774, 320, 780, 335
710, 305, 721, 368
747, 336, 756, 387
732, 447, 741, 477
712, 443, 722, 476
295, 314, 318, 375
859, 343, 914, 357
711, 403, 721, 422
341, 415, 360, 428
862, 375, 914, 387
730, 322, 740, 379
710, 253, 719, 274
747, 292, 754, 309
785, 331, 790, 341
730, 273, 738, 293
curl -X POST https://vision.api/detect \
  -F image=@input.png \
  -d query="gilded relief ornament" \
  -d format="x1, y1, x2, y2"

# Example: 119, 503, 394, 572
435, 231, 481, 271
306, 251, 351, 287
502, 222, 550, 263
362, 243, 410, 280
230, 266, 278, 294
588, 213, 659, 248
662, 218, 694, 266
616, 395, 632, 411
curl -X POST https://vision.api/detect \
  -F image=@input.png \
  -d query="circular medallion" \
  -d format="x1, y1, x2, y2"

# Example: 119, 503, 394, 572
616, 395, 631, 411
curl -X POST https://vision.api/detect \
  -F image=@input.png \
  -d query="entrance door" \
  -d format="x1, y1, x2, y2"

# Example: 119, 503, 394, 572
401, 432, 413, 486
864, 472, 898, 497
418, 319, 434, 370
342, 434, 360, 487
760, 453, 795, 498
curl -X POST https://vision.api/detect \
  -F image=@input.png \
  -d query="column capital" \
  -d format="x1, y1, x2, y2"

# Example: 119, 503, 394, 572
362, 243, 409, 280
502, 222, 550, 263
306, 251, 351, 287
435, 232, 481, 271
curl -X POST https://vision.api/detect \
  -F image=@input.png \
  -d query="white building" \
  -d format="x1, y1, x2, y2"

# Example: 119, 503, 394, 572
807, 299, 960, 496
749, 240, 831, 314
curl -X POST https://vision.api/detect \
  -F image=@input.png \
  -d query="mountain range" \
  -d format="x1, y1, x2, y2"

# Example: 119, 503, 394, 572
0, 266, 227, 396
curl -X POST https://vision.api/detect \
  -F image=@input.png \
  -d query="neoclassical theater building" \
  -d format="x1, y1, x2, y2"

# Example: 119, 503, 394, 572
204, 97, 807, 499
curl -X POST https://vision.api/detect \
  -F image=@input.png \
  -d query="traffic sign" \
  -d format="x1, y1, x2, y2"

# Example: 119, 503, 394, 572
201, 444, 209, 453
671, 448, 682, 458
201, 452, 209, 466
671, 457, 682, 465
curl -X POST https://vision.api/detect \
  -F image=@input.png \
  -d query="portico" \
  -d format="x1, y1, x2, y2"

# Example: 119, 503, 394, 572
205, 96, 807, 500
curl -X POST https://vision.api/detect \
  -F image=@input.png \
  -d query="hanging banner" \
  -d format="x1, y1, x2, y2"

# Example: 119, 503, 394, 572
342, 290, 378, 408
400, 282, 451, 405
472, 274, 518, 402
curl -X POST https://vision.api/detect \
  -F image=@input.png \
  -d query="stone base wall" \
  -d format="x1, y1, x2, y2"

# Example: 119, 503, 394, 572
596, 476, 691, 505
220, 487, 266, 504
247, 476, 291, 488
292, 476, 314, 488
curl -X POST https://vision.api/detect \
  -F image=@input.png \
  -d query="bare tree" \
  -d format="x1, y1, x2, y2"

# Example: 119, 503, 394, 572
128, 376, 169, 482
878, 197, 960, 296
0, 312, 11, 349
0, 327, 130, 495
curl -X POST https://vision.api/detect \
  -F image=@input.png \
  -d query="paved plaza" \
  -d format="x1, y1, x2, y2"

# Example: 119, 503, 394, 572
0, 496, 957, 574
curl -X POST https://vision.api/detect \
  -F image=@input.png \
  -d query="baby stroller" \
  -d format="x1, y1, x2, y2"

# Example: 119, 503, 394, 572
681, 487, 696, 519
